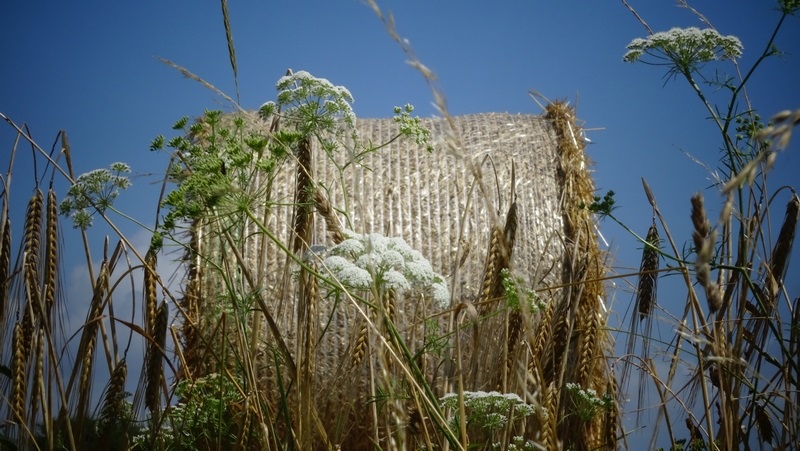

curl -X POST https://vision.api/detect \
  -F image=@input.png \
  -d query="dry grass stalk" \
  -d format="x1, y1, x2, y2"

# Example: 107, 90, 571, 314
637, 223, 660, 319
293, 137, 313, 253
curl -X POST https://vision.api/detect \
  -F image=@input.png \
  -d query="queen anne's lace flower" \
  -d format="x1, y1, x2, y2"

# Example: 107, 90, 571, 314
322, 229, 450, 307
624, 27, 743, 75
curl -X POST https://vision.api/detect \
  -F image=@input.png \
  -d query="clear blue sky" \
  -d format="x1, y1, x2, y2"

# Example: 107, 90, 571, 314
2, 1, 798, 446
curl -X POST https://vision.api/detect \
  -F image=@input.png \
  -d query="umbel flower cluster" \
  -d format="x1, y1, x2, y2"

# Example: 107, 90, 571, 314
623, 27, 743, 74
320, 230, 450, 309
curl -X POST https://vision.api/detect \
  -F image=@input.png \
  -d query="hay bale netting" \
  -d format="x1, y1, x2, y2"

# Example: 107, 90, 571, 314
180, 107, 613, 448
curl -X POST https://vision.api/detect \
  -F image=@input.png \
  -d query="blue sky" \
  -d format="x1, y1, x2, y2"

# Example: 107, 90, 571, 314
2, 0, 799, 446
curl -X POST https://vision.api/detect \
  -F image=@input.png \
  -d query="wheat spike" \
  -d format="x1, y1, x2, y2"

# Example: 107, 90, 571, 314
0, 216, 10, 326
293, 137, 313, 253
691, 193, 722, 313
637, 223, 659, 319
478, 226, 505, 315
541, 380, 559, 450
72, 261, 109, 441
314, 188, 345, 244
351, 319, 369, 368
12, 322, 27, 423
144, 249, 158, 334
766, 194, 799, 301
30, 329, 46, 429
97, 360, 129, 443
22, 190, 44, 348
604, 374, 620, 449
43, 188, 58, 319
145, 301, 168, 415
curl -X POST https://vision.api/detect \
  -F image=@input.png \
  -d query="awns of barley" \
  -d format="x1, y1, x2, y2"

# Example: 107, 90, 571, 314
637, 223, 659, 319
145, 301, 169, 415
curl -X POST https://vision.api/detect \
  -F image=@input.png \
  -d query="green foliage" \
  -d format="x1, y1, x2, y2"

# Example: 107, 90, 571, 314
440, 391, 536, 443
393, 103, 434, 152
583, 189, 616, 217
135, 374, 245, 450
500, 268, 545, 313
564, 382, 614, 422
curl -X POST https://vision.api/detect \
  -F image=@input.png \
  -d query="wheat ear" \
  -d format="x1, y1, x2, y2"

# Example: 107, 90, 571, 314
766, 194, 798, 302
12, 322, 27, 423
314, 188, 345, 244
43, 188, 58, 319
145, 301, 169, 416
637, 223, 660, 319
97, 360, 129, 442
0, 216, 10, 326
293, 137, 313, 253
